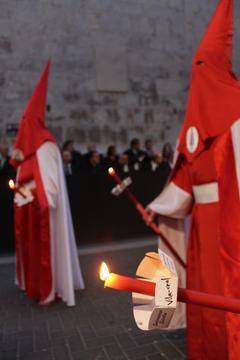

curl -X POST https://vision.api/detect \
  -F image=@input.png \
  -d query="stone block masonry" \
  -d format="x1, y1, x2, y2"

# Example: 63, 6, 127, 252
1, 0, 238, 151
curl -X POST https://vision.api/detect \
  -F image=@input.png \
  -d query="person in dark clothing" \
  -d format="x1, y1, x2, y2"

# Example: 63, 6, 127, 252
84, 150, 102, 175
141, 138, 156, 168
62, 139, 82, 172
82, 144, 104, 169
143, 153, 171, 203
116, 154, 131, 176
152, 153, 171, 177
162, 143, 174, 166
0, 144, 15, 177
124, 138, 146, 170
144, 139, 155, 159
103, 145, 119, 170
62, 149, 74, 176
0, 144, 16, 253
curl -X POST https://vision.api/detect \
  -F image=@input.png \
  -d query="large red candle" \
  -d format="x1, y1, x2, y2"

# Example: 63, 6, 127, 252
105, 273, 155, 296
100, 263, 240, 314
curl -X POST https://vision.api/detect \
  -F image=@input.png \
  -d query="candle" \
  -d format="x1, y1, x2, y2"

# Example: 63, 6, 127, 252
108, 167, 138, 205
107, 168, 186, 269
100, 262, 240, 314
8, 179, 15, 190
108, 167, 122, 184
8, 179, 27, 198
100, 262, 155, 296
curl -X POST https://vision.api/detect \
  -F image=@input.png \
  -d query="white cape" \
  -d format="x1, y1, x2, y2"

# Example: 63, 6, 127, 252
37, 141, 85, 306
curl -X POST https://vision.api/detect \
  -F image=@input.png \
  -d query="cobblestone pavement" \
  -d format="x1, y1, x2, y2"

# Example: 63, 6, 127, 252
0, 242, 187, 360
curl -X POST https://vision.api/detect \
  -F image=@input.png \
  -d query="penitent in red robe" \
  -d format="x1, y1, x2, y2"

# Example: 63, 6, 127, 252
11, 62, 84, 306
148, 0, 240, 359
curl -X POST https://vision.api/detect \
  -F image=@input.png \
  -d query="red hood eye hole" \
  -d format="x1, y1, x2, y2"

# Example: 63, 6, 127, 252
196, 60, 204, 65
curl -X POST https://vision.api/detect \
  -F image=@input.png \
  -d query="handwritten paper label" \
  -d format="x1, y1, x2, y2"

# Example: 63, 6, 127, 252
133, 250, 178, 330
149, 307, 175, 329
155, 276, 178, 309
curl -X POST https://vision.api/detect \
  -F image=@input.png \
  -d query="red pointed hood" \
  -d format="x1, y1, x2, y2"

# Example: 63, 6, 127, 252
193, 0, 233, 71
11, 61, 56, 167
177, 0, 240, 162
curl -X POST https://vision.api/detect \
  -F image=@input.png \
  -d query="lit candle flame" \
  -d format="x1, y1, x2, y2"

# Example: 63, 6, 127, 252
108, 167, 115, 176
100, 262, 110, 281
8, 179, 16, 190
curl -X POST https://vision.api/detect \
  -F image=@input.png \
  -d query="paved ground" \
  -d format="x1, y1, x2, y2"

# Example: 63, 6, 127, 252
0, 240, 187, 360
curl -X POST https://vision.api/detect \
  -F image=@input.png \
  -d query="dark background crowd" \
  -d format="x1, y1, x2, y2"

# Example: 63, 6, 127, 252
0, 138, 173, 253
61, 138, 173, 178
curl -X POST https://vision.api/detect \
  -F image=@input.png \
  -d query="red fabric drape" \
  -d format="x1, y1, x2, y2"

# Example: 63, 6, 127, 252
214, 131, 240, 360
15, 155, 52, 301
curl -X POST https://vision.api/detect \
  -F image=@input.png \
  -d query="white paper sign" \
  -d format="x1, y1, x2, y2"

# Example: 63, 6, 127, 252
155, 276, 178, 308
133, 250, 178, 331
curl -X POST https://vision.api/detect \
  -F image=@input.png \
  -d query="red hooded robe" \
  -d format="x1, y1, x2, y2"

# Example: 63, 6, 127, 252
11, 61, 56, 302
148, 0, 240, 358
11, 62, 85, 305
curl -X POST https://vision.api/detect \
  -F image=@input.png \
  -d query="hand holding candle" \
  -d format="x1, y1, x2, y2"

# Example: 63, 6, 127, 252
9, 179, 27, 198
108, 168, 186, 269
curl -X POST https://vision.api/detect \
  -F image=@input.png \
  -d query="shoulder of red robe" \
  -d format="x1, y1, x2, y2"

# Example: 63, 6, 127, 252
178, 114, 240, 163
177, 126, 205, 163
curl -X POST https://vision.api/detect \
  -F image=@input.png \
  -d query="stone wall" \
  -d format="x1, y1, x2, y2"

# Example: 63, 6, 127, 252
0, 0, 237, 152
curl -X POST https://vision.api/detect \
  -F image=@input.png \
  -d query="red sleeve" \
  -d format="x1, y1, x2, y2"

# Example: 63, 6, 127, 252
170, 156, 193, 196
